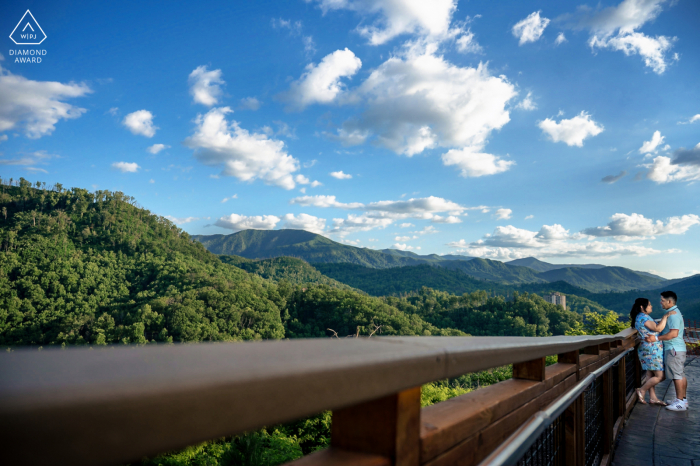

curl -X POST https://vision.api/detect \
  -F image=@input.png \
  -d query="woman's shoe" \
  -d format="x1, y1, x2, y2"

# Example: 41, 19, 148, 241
649, 399, 668, 406
636, 389, 647, 404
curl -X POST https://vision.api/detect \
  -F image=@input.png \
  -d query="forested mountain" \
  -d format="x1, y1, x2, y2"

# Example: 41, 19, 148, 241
507, 257, 606, 272
537, 266, 667, 293
439, 258, 546, 284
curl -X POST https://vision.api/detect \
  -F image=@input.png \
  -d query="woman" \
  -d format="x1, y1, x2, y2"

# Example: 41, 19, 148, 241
630, 297, 676, 405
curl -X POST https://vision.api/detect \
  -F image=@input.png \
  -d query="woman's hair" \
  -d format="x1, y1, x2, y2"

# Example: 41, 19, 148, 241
630, 298, 650, 328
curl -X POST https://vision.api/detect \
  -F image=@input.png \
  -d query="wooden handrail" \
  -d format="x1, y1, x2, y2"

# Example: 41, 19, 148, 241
0, 330, 638, 466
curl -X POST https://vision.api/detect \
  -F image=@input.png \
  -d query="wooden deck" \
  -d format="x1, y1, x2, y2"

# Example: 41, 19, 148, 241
613, 356, 700, 466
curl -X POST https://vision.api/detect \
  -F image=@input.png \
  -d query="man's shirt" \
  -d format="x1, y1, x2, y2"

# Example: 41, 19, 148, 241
660, 305, 686, 352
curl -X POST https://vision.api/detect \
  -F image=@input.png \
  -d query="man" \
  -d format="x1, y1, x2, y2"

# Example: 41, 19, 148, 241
646, 291, 687, 411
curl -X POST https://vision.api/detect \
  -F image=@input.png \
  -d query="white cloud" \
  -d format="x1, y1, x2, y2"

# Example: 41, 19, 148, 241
525, 215, 534, 220
111, 162, 140, 173
400, 223, 414, 228
221, 194, 238, 203
442, 147, 514, 177
123, 110, 158, 138
455, 29, 483, 54
515, 92, 536, 111
512, 11, 550, 45
431, 215, 461, 224
280, 48, 362, 111
691, 115, 700, 123
582, 213, 700, 238
291, 195, 467, 218
294, 174, 322, 187
639, 131, 664, 154
189, 66, 225, 107
215, 213, 281, 231
395, 235, 412, 241
555, 32, 567, 45
0, 134, 7, 142
448, 221, 678, 260
239, 97, 261, 111
646, 152, 700, 184
494, 208, 512, 220
580, 0, 677, 74
108, 107, 119, 116
281, 213, 327, 234
538, 111, 604, 147
164, 215, 199, 225
393, 243, 417, 251
0, 150, 57, 170
184, 107, 299, 189
0, 65, 91, 138
308, 0, 458, 45
339, 46, 517, 161
147, 144, 170, 154
330, 214, 394, 236
149, 179, 155, 184
330, 170, 352, 179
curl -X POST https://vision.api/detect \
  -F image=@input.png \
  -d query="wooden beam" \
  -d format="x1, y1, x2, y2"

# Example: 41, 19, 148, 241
584, 344, 600, 355
513, 357, 546, 382
332, 387, 420, 466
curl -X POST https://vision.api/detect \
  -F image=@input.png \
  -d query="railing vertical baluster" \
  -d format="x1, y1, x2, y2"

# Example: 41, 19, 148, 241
330, 387, 421, 466
602, 368, 613, 460
558, 350, 580, 380
617, 355, 626, 418
513, 357, 546, 382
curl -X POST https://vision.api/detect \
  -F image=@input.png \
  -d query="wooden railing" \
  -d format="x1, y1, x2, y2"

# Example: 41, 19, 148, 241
0, 329, 641, 466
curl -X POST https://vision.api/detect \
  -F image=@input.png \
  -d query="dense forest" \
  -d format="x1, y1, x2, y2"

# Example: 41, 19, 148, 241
0, 178, 638, 466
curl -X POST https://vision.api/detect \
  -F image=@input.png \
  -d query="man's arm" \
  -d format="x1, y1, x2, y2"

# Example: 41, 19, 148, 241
645, 328, 679, 343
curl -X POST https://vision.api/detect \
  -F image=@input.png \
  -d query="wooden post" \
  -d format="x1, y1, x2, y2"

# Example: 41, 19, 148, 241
584, 344, 600, 356
618, 356, 626, 418
602, 368, 613, 457
634, 345, 642, 389
564, 393, 585, 466
558, 350, 581, 380
512, 357, 546, 382
331, 387, 421, 466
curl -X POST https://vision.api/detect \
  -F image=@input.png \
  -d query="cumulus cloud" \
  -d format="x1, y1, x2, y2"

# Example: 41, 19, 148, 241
147, 144, 170, 154
393, 243, 419, 251
431, 215, 461, 224
555, 32, 567, 45
455, 29, 483, 54
582, 213, 700, 238
602, 171, 627, 183
308, 0, 458, 45
525, 215, 534, 220
576, 0, 677, 74
639, 131, 665, 154
442, 147, 515, 178
189, 66, 225, 107
295, 174, 322, 187
279, 48, 362, 111
215, 213, 281, 231
184, 107, 300, 189
448, 221, 679, 260
494, 208, 512, 220
538, 111, 604, 147
123, 110, 158, 138
111, 162, 140, 173
330, 170, 352, 179
0, 65, 91, 138
646, 145, 700, 183
515, 92, 536, 111
281, 213, 327, 234
512, 11, 550, 45
221, 194, 238, 203
330, 214, 394, 236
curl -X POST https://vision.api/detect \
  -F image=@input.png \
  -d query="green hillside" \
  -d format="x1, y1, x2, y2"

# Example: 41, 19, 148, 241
506, 257, 605, 272
441, 258, 546, 284
538, 266, 667, 293
193, 230, 432, 268
221, 256, 353, 290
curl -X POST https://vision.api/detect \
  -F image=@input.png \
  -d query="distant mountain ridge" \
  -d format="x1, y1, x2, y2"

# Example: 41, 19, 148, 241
193, 230, 671, 292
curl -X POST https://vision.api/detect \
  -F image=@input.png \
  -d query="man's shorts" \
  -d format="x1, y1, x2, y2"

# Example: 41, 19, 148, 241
664, 350, 686, 380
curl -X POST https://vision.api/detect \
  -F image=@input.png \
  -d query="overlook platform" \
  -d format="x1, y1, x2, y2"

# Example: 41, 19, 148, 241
613, 356, 699, 466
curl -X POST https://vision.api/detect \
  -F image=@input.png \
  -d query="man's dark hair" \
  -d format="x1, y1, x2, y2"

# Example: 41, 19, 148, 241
660, 290, 677, 304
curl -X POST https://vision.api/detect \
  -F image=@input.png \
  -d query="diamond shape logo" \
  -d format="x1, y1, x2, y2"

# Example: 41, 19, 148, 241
10, 10, 47, 45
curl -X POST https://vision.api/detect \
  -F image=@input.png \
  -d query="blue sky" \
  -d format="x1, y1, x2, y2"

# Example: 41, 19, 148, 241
1, 0, 699, 278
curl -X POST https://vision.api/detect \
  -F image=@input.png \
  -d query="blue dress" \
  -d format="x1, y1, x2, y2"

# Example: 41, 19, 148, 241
635, 313, 664, 371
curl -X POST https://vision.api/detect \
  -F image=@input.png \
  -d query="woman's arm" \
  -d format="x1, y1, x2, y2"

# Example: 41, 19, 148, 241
644, 310, 676, 333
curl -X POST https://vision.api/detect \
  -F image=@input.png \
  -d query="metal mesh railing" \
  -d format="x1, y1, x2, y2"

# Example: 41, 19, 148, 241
584, 377, 604, 466
611, 361, 620, 417
515, 415, 566, 466
624, 351, 635, 398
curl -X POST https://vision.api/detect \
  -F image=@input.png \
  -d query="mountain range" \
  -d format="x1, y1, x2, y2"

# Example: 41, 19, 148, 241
193, 230, 673, 293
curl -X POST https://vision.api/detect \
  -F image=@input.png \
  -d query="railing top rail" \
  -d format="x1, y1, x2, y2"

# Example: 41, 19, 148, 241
0, 331, 635, 466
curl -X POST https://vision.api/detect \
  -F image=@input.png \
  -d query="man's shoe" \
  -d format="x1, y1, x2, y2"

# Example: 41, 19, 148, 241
666, 399, 687, 411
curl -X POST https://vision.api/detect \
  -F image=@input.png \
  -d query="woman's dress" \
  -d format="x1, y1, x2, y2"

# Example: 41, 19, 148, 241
635, 313, 663, 371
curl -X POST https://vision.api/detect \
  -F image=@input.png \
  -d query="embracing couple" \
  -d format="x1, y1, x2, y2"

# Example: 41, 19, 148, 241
631, 290, 688, 411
